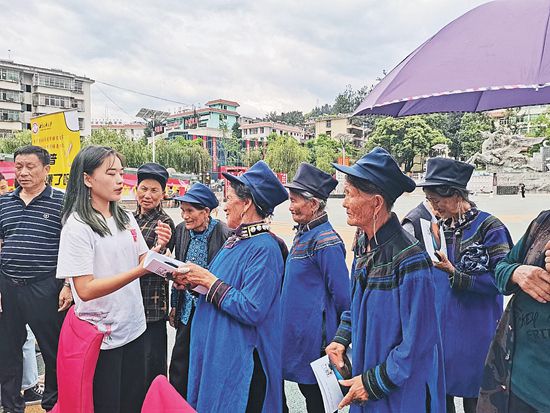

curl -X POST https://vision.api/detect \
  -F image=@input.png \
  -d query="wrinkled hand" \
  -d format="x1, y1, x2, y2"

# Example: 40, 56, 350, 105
178, 262, 218, 289
338, 375, 369, 409
433, 250, 455, 274
169, 307, 176, 328
58, 285, 73, 312
152, 221, 172, 252
325, 341, 346, 369
512, 264, 550, 303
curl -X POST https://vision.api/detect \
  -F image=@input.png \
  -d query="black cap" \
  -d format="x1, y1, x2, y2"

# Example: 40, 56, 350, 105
285, 163, 337, 201
222, 161, 288, 215
174, 183, 219, 210
332, 147, 416, 202
417, 158, 474, 189
137, 163, 169, 190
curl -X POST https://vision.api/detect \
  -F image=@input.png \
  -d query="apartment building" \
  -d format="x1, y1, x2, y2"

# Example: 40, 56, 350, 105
240, 121, 305, 144
0, 60, 94, 137
92, 119, 147, 141
314, 114, 367, 146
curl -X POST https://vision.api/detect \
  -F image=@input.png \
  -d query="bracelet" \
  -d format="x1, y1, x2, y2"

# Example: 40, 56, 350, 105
63, 281, 71, 288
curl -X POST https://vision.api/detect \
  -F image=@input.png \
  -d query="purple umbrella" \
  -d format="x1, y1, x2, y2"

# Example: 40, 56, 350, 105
354, 0, 550, 117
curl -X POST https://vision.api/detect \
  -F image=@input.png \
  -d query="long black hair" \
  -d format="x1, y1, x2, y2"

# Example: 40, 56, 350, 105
62, 146, 129, 236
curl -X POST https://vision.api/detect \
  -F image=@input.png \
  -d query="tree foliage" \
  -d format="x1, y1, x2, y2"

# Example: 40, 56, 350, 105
305, 134, 340, 173
0, 130, 32, 154
243, 149, 263, 167
366, 117, 448, 172
155, 138, 211, 174
84, 128, 210, 174
264, 111, 305, 126
265, 135, 309, 177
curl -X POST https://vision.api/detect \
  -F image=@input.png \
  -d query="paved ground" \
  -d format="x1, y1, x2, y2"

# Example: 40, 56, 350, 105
26, 192, 548, 412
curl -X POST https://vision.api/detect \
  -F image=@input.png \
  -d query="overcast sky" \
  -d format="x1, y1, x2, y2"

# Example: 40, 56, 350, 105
2, 0, 489, 121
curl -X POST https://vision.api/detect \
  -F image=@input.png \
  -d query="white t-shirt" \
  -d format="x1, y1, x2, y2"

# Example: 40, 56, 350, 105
56, 211, 149, 350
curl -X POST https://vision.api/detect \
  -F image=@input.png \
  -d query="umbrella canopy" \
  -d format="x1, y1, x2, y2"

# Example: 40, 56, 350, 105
354, 0, 550, 117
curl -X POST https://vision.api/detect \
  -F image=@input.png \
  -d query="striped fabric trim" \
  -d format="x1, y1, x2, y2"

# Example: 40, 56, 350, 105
333, 311, 352, 347
361, 362, 397, 401
206, 279, 232, 308
290, 229, 343, 260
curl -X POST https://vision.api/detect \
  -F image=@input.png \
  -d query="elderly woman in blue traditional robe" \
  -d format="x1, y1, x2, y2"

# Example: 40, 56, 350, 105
172, 160, 288, 413
326, 147, 445, 413
281, 163, 350, 412
417, 158, 512, 413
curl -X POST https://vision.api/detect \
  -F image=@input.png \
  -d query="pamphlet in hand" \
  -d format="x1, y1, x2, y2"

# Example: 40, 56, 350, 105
143, 250, 208, 295
420, 218, 446, 262
310, 348, 353, 412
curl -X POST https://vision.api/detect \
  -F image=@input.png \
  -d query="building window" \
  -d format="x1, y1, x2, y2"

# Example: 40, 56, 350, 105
326, 120, 331, 128
326, 131, 331, 137
0, 89, 21, 103
72, 99, 84, 111
0, 68, 20, 83
74, 80, 83, 93
0, 109, 20, 122
260, 127, 264, 134
39, 94, 71, 108
36, 74, 73, 90
78, 118, 84, 130
25, 84, 31, 92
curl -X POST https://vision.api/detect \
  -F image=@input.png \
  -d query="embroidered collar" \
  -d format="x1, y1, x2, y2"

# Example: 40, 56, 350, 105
442, 207, 479, 232
293, 212, 328, 236
225, 220, 271, 248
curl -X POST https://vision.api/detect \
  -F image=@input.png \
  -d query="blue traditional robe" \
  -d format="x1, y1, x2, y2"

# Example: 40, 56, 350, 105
334, 214, 445, 413
281, 215, 350, 384
436, 209, 512, 397
187, 230, 284, 413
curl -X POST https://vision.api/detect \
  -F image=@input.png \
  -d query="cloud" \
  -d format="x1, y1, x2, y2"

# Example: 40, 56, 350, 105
1, 0, 488, 120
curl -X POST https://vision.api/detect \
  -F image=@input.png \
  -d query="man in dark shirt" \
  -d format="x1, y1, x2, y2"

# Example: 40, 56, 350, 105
0, 146, 71, 413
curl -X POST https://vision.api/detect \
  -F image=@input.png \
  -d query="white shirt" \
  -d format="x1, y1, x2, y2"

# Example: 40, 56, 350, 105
56, 211, 149, 350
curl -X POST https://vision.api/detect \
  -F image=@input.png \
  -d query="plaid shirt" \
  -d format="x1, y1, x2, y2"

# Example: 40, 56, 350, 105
134, 207, 176, 322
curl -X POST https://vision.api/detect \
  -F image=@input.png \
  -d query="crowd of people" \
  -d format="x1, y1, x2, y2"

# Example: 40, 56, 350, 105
0, 144, 548, 413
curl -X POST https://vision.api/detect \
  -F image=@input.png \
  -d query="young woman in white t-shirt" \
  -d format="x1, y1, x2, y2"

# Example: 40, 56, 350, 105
56, 145, 171, 413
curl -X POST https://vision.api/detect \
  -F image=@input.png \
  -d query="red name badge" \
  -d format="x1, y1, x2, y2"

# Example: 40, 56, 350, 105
130, 228, 138, 242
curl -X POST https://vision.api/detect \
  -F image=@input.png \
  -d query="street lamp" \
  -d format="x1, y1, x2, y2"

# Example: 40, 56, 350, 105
136, 108, 170, 162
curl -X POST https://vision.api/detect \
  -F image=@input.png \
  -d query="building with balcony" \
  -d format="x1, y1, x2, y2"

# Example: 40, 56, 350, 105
164, 99, 240, 132
314, 114, 368, 146
240, 121, 305, 152
0, 60, 94, 137
92, 119, 147, 141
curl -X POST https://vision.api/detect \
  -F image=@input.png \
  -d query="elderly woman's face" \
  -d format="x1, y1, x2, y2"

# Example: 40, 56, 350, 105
136, 179, 164, 213
180, 202, 210, 231
288, 191, 317, 224
342, 181, 377, 229
224, 186, 247, 229
424, 189, 461, 219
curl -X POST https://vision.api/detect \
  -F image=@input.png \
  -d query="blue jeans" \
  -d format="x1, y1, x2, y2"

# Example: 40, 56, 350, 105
21, 326, 39, 390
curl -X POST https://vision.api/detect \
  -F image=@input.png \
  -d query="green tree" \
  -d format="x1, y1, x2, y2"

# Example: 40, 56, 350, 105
305, 134, 340, 173
366, 117, 448, 172
0, 130, 32, 153
423, 113, 464, 158
243, 149, 263, 167
265, 135, 309, 177
332, 84, 359, 114
155, 138, 211, 174
84, 128, 151, 167
455, 113, 494, 160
